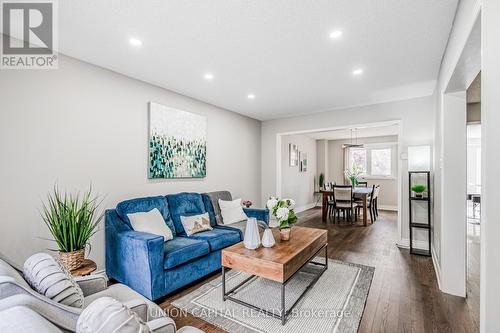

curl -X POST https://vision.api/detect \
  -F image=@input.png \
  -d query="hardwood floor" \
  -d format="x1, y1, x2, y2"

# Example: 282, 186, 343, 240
467, 221, 480, 330
158, 208, 479, 333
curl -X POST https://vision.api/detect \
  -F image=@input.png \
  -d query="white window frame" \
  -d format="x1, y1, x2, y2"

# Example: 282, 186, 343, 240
348, 142, 397, 180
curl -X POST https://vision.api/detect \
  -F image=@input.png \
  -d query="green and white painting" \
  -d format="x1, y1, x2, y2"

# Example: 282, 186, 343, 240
149, 102, 206, 179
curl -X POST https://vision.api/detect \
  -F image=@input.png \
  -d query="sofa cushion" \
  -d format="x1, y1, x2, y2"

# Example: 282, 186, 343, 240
0, 306, 63, 333
180, 213, 213, 236
116, 196, 175, 234
163, 237, 210, 269
77, 297, 149, 333
0, 258, 30, 289
218, 198, 247, 224
127, 208, 174, 241
217, 220, 267, 239
166, 193, 206, 235
202, 191, 232, 225
189, 227, 241, 251
23, 253, 84, 308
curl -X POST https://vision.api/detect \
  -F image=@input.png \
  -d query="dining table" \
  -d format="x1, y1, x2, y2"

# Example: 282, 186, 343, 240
320, 187, 374, 226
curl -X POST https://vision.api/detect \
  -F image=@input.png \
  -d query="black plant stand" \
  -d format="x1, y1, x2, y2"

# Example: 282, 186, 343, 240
409, 171, 431, 256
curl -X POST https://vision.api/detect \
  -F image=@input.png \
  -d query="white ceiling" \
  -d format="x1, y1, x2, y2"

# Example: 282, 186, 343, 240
305, 124, 399, 141
33, 1, 459, 120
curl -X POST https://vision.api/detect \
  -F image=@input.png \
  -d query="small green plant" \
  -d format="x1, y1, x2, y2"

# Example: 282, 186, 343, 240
411, 184, 427, 193
41, 186, 103, 253
345, 162, 362, 186
319, 173, 325, 189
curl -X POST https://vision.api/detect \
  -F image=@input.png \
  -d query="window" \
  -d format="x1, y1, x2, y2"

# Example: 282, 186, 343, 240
351, 148, 367, 173
348, 144, 395, 178
371, 148, 391, 176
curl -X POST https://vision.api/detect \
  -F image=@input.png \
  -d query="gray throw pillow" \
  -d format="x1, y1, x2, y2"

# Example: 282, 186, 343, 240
23, 253, 84, 308
77, 297, 150, 333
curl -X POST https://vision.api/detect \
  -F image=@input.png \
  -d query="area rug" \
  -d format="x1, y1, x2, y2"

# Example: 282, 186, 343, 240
172, 259, 374, 333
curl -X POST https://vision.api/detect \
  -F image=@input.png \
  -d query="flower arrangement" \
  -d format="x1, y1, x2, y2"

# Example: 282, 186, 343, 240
344, 162, 363, 187
242, 200, 253, 208
266, 197, 297, 240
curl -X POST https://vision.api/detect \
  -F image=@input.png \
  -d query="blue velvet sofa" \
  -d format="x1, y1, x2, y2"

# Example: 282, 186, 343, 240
105, 191, 269, 301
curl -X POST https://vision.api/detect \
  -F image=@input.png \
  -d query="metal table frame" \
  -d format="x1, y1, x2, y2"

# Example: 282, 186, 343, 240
222, 244, 328, 325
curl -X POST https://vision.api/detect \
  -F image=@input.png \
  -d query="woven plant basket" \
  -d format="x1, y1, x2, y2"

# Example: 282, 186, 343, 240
59, 249, 85, 271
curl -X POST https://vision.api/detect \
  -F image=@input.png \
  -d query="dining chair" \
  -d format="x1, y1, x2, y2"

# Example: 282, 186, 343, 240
353, 182, 368, 206
373, 184, 381, 218
332, 185, 357, 223
356, 185, 376, 223
327, 182, 336, 218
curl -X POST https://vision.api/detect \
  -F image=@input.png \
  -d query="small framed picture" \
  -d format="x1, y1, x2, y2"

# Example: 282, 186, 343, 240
289, 144, 298, 166
300, 152, 308, 172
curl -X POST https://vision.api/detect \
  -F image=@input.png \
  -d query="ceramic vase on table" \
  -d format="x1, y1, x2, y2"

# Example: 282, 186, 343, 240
261, 228, 275, 247
244, 218, 261, 249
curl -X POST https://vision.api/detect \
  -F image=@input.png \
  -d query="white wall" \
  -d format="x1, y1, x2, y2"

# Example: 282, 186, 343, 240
261, 96, 435, 246
325, 135, 398, 210
280, 134, 317, 211
481, 0, 500, 331
467, 102, 481, 122
316, 140, 328, 186
432, 0, 481, 297
440, 92, 467, 297
0, 52, 262, 269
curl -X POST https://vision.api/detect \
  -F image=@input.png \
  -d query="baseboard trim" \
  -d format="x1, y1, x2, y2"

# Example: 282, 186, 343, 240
431, 246, 442, 291
397, 238, 429, 251
295, 203, 317, 213
378, 205, 398, 211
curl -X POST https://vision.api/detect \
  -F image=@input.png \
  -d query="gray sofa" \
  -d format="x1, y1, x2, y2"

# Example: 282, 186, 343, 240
0, 258, 202, 333
0, 304, 179, 333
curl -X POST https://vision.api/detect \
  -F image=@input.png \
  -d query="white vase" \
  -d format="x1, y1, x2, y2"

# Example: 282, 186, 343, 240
244, 218, 261, 250
262, 228, 275, 248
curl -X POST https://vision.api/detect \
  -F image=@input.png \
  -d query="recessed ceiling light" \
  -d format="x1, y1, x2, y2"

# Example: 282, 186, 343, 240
247, 94, 255, 100
204, 73, 214, 80
329, 30, 343, 39
352, 68, 364, 76
129, 38, 143, 47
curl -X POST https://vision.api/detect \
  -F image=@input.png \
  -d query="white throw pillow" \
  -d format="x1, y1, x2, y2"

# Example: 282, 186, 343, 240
23, 253, 84, 308
180, 213, 213, 236
77, 297, 150, 333
218, 198, 247, 225
127, 208, 173, 241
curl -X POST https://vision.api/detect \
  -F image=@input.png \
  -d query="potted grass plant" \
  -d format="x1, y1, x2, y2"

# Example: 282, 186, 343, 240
41, 186, 102, 271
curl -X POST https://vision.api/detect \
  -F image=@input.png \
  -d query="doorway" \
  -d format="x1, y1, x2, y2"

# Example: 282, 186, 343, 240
275, 120, 404, 245
466, 73, 481, 329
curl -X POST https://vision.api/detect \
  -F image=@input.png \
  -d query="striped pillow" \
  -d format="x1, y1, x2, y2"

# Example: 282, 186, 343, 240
77, 297, 150, 333
23, 253, 84, 308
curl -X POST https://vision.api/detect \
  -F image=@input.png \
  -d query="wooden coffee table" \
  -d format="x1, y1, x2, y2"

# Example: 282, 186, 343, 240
221, 226, 328, 325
